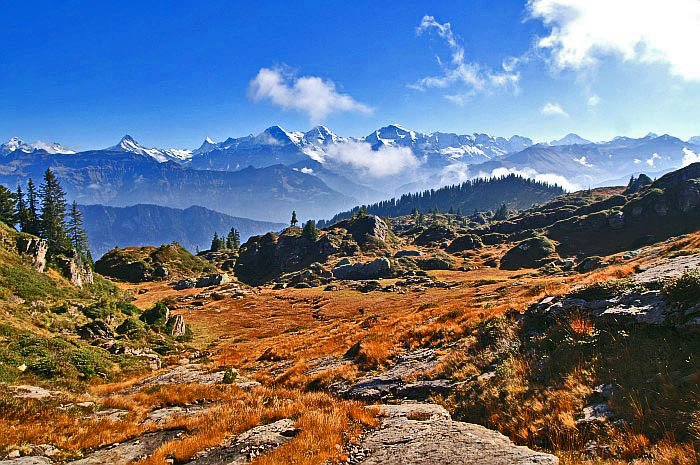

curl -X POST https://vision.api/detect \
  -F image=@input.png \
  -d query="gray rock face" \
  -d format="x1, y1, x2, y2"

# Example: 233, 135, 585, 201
16, 237, 48, 272
77, 320, 114, 340
68, 430, 183, 465
356, 403, 558, 465
575, 256, 608, 273
0, 457, 53, 465
333, 257, 392, 280
185, 419, 298, 465
173, 273, 232, 290
446, 234, 483, 253
55, 255, 94, 287
168, 314, 186, 337
633, 254, 700, 283
394, 250, 423, 258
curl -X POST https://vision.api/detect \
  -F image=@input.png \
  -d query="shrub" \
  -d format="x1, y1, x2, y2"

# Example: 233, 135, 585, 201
569, 279, 640, 301
663, 271, 700, 308
222, 367, 239, 384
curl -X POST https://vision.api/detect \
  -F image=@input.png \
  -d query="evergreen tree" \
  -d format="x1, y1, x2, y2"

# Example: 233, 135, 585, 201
302, 220, 319, 241
417, 212, 425, 226
39, 169, 70, 256
16, 185, 30, 232
67, 201, 89, 256
211, 232, 221, 251
26, 179, 40, 236
0, 185, 16, 227
226, 227, 241, 250
448, 206, 454, 214
494, 203, 510, 221
290, 210, 298, 227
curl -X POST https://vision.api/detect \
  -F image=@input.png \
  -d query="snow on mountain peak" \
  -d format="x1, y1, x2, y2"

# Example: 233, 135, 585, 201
104, 135, 192, 163
1, 137, 75, 155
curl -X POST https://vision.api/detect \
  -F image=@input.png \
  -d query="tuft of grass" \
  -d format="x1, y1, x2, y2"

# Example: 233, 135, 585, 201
662, 270, 700, 308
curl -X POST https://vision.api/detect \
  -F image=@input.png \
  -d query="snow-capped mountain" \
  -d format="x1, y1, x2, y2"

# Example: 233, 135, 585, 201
688, 136, 700, 145
1, 137, 75, 155
550, 133, 593, 146
104, 135, 192, 163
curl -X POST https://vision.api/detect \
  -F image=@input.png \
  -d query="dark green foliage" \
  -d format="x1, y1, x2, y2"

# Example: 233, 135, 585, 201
139, 301, 170, 327
0, 185, 16, 227
210, 232, 224, 251
39, 168, 70, 257
663, 271, 700, 308
25, 179, 40, 236
500, 235, 556, 270
67, 201, 89, 257
226, 227, 241, 250
493, 203, 510, 221
290, 210, 298, 227
116, 317, 146, 337
81, 298, 139, 320
568, 279, 641, 301
16, 185, 30, 233
302, 219, 319, 241
222, 367, 238, 384
320, 174, 565, 226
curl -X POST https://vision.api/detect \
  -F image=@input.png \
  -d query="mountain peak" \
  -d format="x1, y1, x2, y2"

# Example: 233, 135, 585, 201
550, 133, 592, 146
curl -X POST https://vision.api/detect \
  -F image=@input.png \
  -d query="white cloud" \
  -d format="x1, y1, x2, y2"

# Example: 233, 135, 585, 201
587, 94, 600, 107
646, 152, 661, 167
248, 67, 372, 123
528, 0, 700, 81
634, 158, 642, 164
541, 102, 569, 117
300, 167, 314, 174
573, 156, 592, 167
410, 16, 520, 103
682, 147, 700, 167
480, 166, 580, 192
322, 140, 421, 178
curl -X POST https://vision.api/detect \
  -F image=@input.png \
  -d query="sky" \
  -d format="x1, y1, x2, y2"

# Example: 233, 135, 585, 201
1, 0, 699, 151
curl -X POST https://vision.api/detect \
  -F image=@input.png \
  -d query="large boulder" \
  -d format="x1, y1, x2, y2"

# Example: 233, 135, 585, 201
333, 257, 392, 280
56, 255, 94, 287
329, 214, 389, 245
446, 234, 483, 253
500, 236, 556, 270
414, 224, 456, 246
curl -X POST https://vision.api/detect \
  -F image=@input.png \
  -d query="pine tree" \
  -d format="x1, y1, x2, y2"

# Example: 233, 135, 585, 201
0, 185, 16, 227
26, 179, 40, 236
290, 210, 298, 227
39, 169, 70, 256
226, 227, 241, 250
16, 185, 30, 232
494, 203, 510, 221
302, 220, 319, 241
67, 201, 89, 256
211, 232, 221, 251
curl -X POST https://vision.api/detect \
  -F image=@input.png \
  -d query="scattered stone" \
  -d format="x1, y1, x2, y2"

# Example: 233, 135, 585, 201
9, 385, 60, 399
144, 405, 208, 424
0, 457, 53, 465
80, 408, 128, 422
577, 403, 615, 425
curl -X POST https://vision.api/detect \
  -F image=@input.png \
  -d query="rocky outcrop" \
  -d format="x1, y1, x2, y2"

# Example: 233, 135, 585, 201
414, 224, 456, 246
353, 403, 558, 465
77, 320, 114, 340
172, 273, 232, 290
624, 173, 652, 194
16, 237, 47, 272
333, 257, 392, 280
328, 214, 389, 245
68, 430, 184, 465
56, 255, 94, 287
500, 236, 556, 270
446, 234, 483, 253
185, 419, 298, 464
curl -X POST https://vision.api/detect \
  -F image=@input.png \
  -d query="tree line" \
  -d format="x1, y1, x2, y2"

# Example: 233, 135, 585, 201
0, 168, 91, 265
317, 174, 565, 227
209, 227, 241, 252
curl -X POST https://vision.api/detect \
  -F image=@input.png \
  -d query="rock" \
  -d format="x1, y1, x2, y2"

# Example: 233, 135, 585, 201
414, 224, 457, 246
172, 278, 197, 290
68, 430, 183, 465
144, 405, 208, 424
9, 385, 60, 399
77, 320, 114, 340
331, 214, 390, 244
480, 233, 508, 246
333, 258, 392, 280
446, 234, 483, 253
0, 457, 53, 465
575, 256, 608, 273
633, 254, 700, 283
624, 174, 653, 195
16, 237, 48, 272
394, 250, 423, 258
185, 419, 298, 465
413, 255, 455, 271
167, 314, 186, 337
500, 236, 556, 271
195, 273, 232, 288
608, 212, 625, 229
80, 409, 128, 422
55, 255, 93, 287
356, 403, 558, 464
577, 403, 615, 425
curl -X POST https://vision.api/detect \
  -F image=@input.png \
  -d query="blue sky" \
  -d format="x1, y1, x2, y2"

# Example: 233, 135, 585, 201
1, 0, 699, 150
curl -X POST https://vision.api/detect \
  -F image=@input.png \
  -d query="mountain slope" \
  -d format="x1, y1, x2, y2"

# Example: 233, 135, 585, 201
103, 135, 192, 163
0, 150, 354, 222
79, 204, 286, 258
1, 137, 75, 155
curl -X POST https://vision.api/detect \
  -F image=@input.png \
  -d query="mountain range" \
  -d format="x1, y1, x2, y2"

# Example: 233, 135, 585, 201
79, 203, 285, 257
2, 126, 700, 224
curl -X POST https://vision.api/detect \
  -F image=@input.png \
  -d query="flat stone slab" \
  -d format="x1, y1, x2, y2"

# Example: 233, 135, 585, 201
185, 419, 298, 464
355, 403, 558, 465
116, 364, 259, 394
634, 254, 700, 283
0, 458, 53, 465
144, 405, 209, 424
8, 385, 61, 399
68, 430, 183, 465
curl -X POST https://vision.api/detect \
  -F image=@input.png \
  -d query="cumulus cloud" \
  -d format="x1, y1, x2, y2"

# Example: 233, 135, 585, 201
573, 156, 592, 167
587, 94, 600, 107
321, 141, 421, 178
541, 102, 569, 117
528, 0, 700, 81
646, 152, 661, 167
682, 147, 700, 167
410, 15, 520, 103
248, 67, 372, 123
